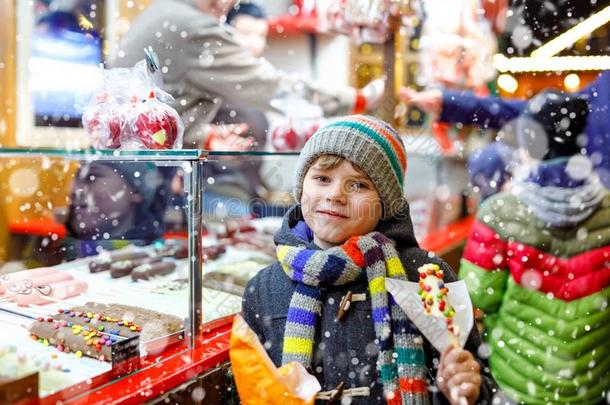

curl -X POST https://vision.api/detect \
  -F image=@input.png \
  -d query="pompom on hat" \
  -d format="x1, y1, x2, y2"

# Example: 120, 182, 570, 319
293, 115, 407, 219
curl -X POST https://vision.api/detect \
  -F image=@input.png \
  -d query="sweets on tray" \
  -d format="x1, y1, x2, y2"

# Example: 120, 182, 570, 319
203, 272, 246, 297
110, 256, 162, 279
220, 232, 276, 258
89, 250, 149, 273
14, 280, 88, 307
1, 273, 88, 307
417, 263, 459, 336
131, 261, 176, 281
28, 303, 184, 360
202, 245, 226, 261
0, 268, 60, 295
155, 239, 189, 259
2, 272, 73, 298
71, 302, 184, 341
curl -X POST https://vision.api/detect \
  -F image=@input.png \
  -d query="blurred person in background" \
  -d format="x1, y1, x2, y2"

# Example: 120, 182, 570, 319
113, 0, 385, 151
458, 90, 610, 404
113, 0, 384, 218
207, 2, 270, 206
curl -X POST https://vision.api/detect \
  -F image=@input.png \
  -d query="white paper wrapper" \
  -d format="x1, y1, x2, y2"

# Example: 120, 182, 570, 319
386, 278, 474, 352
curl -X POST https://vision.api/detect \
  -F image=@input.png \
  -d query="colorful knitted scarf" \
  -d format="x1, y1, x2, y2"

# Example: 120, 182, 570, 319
277, 232, 430, 405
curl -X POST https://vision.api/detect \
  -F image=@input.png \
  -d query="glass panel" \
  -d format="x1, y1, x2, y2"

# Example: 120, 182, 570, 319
0, 148, 204, 161
403, 138, 469, 240
0, 152, 193, 399
199, 153, 297, 324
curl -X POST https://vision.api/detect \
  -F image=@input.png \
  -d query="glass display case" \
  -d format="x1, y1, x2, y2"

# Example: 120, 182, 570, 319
0, 148, 205, 402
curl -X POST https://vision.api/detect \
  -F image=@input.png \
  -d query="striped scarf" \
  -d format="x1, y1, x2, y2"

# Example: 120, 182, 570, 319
277, 232, 429, 405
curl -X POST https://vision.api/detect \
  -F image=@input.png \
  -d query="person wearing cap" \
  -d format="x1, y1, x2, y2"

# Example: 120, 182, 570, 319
241, 115, 497, 405
398, 71, 610, 188
458, 90, 610, 404
112, 0, 385, 150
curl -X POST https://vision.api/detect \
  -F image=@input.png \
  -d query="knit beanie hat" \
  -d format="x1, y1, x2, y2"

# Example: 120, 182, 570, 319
516, 89, 589, 160
293, 115, 407, 220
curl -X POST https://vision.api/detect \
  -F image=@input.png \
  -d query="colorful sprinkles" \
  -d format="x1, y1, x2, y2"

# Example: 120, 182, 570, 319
417, 263, 459, 336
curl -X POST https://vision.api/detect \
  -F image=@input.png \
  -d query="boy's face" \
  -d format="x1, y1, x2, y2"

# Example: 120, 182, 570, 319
301, 159, 382, 249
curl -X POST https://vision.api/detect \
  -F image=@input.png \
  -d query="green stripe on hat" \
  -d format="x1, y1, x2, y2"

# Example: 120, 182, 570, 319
325, 120, 404, 187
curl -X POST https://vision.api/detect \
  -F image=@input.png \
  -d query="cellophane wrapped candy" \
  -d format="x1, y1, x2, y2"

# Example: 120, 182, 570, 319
82, 60, 184, 150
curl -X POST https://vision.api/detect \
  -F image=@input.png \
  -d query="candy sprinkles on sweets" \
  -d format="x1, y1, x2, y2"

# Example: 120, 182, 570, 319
28, 308, 143, 361
417, 263, 460, 338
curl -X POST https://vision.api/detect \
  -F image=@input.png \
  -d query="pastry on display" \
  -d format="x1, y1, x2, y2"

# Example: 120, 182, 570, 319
205, 258, 271, 287
0, 268, 62, 295
202, 245, 226, 261
150, 278, 188, 297
28, 303, 184, 360
89, 250, 149, 273
155, 239, 189, 259
1, 272, 74, 299
203, 272, 246, 297
131, 261, 176, 281
1, 274, 89, 307
14, 280, 88, 307
222, 232, 276, 258
224, 219, 256, 236
70, 302, 184, 341
110, 256, 162, 278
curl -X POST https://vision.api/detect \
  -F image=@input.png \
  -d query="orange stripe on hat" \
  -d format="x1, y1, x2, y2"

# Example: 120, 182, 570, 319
353, 116, 407, 172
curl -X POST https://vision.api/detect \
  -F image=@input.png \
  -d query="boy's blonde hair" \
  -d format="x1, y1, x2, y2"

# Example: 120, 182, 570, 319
313, 154, 366, 174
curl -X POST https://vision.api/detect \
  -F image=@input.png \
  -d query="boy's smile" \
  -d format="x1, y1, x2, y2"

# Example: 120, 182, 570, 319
301, 158, 382, 249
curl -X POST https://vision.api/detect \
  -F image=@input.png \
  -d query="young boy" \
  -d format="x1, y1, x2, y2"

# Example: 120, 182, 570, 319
242, 115, 496, 404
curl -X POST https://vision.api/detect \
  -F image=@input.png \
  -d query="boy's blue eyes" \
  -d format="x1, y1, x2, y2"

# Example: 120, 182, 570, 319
312, 176, 369, 190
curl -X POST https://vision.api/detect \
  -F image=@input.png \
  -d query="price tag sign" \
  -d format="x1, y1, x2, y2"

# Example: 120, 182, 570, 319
111, 335, 141, 378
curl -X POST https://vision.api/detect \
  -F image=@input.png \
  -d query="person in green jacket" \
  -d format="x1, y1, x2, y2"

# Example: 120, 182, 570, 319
458, 89, 610, 404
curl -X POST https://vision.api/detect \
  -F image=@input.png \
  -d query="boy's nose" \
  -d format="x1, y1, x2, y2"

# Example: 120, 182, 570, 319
326, 183, 347, 204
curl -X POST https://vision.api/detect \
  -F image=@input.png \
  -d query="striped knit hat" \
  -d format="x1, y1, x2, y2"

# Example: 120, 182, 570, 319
293, 115, 407, 219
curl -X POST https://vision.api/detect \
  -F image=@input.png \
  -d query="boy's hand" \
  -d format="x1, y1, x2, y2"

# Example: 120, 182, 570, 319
437, 345, 482, 405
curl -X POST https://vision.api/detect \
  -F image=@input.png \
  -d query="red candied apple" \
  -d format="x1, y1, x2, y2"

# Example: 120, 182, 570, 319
82, 103, 123, 149
132, 93, 180, 149
271, 123, 300, 151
